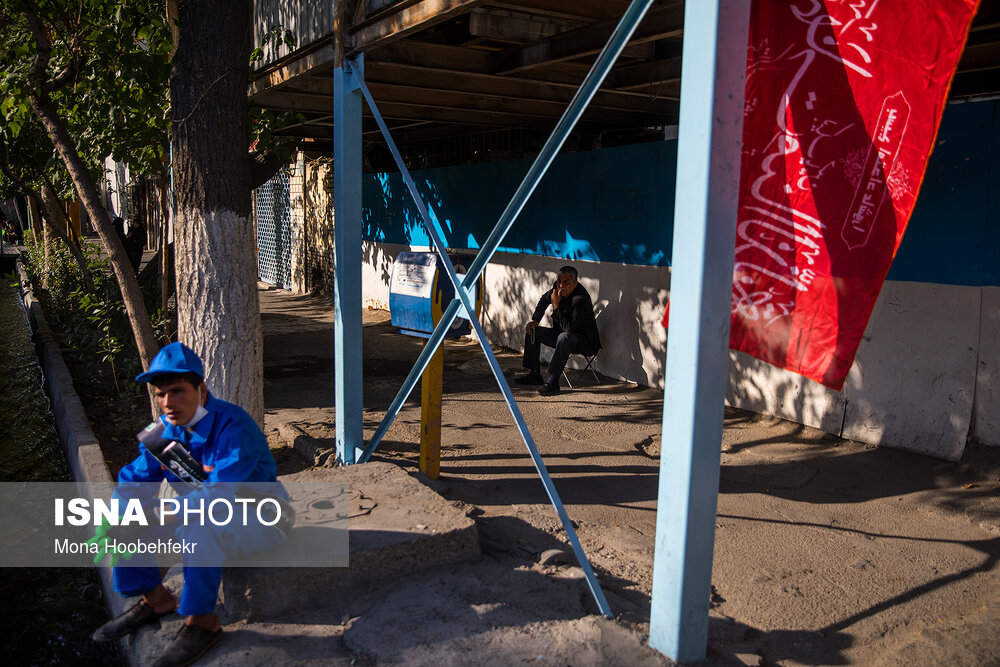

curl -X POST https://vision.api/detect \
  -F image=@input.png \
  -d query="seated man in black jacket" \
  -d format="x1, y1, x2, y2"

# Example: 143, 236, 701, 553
515, 265, 601, 395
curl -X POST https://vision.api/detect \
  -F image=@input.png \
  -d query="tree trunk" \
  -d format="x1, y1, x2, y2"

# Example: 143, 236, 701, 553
39, 182, 93, 288
21, 6, 158, 373
171, 0, 263, 424
29, 199, 40, 246
42, 203, 53, 288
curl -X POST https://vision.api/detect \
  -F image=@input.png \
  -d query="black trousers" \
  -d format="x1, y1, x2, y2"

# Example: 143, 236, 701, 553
522, 326, 597, 384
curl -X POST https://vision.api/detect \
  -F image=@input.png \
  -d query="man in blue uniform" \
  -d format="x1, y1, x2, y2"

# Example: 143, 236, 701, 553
91, 342, 284, 666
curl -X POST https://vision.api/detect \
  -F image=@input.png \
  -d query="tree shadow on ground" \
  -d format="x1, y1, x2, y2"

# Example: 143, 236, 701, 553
704, 613, 854, 667
718, 439, 994, 506
707, 523, 1000, 666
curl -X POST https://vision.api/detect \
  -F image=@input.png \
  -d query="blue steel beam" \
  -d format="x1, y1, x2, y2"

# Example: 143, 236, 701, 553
350, 62, 612, 615
333, 64, 364, 465
648, 0, 750, 662
358, 0, 656, 463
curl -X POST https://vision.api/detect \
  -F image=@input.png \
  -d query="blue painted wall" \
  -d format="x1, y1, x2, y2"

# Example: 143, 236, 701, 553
888, 99, 999, 286
362, 99, 999, 286
362, 141, 677, 267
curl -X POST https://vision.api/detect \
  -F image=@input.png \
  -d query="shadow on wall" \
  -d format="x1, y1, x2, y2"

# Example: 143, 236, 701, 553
359, 171, 444, 307
483, 260, 536, 354
357, 141, 678, 267
596, 267, 670, 387
252, 2, 334, 67
352, 243, 672, 389
303, 158, 336, 296
483, 255, 670, 386
363, 172, 443, 250
727, 279, 981, 461
727, 350, 847, 436
361, 240, 397, 308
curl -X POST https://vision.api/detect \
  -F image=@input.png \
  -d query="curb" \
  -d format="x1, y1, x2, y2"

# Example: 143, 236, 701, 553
14, 261, 129, 643
274, 421, 336, 466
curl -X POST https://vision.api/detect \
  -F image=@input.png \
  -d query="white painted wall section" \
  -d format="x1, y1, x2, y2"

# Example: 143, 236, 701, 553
480, 253, 670, 387
361, 243, 672, 387
841, 281, 978, 461
725, 351, 847, 435
357, 242, 998, 461
727, 281, 982, 461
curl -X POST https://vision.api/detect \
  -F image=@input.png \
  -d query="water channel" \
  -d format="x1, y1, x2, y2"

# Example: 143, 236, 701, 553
0, 277, 120, 665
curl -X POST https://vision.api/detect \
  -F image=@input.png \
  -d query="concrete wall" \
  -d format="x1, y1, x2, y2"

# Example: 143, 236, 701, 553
289, 152, 307, 293
974, 286, 1000, 446
481, 255, 670, 386
355, 264, 994, 463
360, 141, 676, 267
101, 157, 129, 220
359, 243, 671, 384
728, 280, 984, 460
746, 95, 1000, 460
16, 261, 125, 626
358, 244, 987, 461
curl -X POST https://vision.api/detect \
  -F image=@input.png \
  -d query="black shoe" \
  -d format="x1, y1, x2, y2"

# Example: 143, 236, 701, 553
538, 382, 560, 396
514, 371, 545, 385
92, 598, 173, 642
151, 624, 223, 667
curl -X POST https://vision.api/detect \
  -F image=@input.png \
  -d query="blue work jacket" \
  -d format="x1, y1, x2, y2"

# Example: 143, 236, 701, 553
115, 392, 279, 505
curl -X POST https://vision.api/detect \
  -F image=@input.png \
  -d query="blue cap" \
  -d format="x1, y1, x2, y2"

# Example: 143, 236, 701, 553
135, 342, 205, 383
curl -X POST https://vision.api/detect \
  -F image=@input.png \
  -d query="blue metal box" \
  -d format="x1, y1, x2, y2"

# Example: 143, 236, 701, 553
389, 251, 483, 338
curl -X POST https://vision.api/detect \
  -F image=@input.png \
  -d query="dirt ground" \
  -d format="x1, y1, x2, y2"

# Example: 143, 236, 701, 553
238, 285, 1000, 666
92, 284, 1000, 666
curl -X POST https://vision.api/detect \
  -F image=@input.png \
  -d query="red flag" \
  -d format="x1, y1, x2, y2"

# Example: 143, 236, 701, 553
729, 0, 981, 390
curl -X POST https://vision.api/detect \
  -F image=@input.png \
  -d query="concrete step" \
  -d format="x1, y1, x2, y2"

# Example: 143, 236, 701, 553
221, 462, 480, 621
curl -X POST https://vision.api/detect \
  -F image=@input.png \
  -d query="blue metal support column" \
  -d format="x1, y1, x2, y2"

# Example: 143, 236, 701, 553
649, 0, 750, 662
333, 62, 363, 465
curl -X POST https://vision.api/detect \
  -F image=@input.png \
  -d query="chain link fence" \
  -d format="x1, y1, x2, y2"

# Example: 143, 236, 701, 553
255, 169, 292, 289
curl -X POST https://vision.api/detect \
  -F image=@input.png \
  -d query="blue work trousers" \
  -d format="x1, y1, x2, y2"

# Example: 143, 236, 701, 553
113, 513, 284, 616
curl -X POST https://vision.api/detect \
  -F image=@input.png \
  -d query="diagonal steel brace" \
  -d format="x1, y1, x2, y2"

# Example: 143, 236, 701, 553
357, 0, 654, 467
349, 59, 614, 616
349, 0, 656, 617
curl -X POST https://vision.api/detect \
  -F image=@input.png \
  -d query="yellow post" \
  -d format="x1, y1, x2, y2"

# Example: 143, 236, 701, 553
27, 196, 40, 244
420, 342, 444, 479
64, 200, 82, 242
